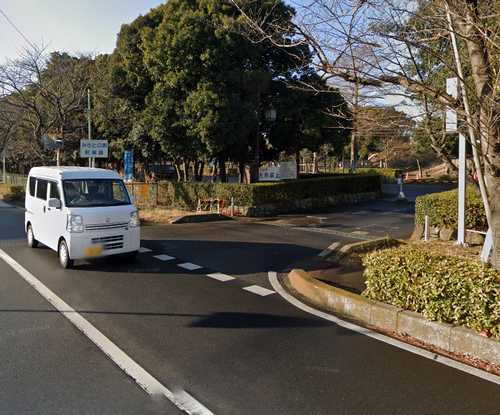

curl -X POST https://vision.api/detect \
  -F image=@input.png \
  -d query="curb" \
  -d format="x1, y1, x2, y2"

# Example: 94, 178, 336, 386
287, 269, 500, 368
170, 213, 233, 224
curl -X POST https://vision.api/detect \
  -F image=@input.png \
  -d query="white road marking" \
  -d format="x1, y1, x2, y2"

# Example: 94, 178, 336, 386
178, 262, 202, 271
139, 247, 152, 253
243, 285, 275, 296
174, 390, 214, 415
0, 200, 13, 208
154, 254, 175, 261
292, 226, 372, 241
318, 241, 341, 258
206, 273, 235, 282
351, 230, 369, 236
0, 249, 214, 414
268, 271, 500, 386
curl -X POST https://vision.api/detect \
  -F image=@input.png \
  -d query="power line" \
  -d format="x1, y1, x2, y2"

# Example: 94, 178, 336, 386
0, 7, 36, 50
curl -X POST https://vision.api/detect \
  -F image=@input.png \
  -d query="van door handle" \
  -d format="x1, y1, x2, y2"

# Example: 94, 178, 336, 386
43, 206, 46, 213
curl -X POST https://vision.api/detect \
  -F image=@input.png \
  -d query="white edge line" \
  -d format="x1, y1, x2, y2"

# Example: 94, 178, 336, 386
268, 271, 500, 386
173, 390, 214, 415
0, 249, 214, 415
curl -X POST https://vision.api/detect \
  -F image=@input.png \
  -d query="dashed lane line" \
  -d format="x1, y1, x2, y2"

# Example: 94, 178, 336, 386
139, 247, 152, 253
0, 249, 215, 414
243, 285, 275, 297
154, 254, 176, 262
206, 273, 235, 282
178, 262, 203, 271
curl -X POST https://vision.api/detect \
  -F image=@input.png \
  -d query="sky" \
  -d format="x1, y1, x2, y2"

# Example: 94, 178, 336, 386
0, 0, 164, 63
0, 0, 412, 114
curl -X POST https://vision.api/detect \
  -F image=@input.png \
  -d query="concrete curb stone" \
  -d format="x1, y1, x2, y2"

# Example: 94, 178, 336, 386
287, 269, 500, 367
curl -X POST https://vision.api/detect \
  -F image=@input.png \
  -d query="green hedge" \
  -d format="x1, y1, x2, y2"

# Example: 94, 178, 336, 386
415, 189, 487, 231
152, 174, 381, 209
0, 184, 24, 201
363, 246, 500, 339
330, 168, 400, 183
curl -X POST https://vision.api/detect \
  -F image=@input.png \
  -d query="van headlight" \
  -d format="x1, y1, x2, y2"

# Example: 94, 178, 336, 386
129, 211, 140, 227
67, 214, 84, 233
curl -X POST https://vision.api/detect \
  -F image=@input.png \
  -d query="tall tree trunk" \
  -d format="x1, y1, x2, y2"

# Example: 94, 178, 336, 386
218, 157, 227, 183
174, 162, 182, 182
487, 174, 500, 268
195, 161, 204, 182
238, 161, 245, 183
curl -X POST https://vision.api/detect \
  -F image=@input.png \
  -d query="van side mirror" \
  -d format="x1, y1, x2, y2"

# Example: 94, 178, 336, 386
48, 198, 62, 209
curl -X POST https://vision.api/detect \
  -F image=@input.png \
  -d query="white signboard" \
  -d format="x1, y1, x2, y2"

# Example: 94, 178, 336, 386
259, 164, 280, 181
279, 161, 298, 180
80, 139, 108, 158
259, 162, 298, 181
445, 77, 458, 133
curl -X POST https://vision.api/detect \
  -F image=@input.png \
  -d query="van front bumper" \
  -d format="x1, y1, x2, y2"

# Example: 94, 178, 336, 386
68, 227, 140, 260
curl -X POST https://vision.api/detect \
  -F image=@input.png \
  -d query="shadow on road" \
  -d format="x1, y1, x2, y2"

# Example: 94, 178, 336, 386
0, 309, 331, 329
70, 239, 320, 276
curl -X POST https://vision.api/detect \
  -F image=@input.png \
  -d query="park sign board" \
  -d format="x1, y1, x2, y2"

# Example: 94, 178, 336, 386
259, 161, 297, 181
80, 139, 108, 158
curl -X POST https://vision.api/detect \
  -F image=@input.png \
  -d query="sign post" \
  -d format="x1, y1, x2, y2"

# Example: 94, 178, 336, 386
446, 77, 466, 245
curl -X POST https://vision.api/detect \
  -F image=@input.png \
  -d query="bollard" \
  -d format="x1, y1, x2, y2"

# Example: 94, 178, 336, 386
231, 197, 234, 217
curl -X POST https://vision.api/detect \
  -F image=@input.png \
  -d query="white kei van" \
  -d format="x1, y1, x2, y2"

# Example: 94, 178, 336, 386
25, 167, 140, 268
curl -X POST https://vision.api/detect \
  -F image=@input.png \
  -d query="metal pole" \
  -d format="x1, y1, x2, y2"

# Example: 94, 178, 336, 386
2, 148, 6, 183
457, 132, 466, 245
87, 88, 93, 168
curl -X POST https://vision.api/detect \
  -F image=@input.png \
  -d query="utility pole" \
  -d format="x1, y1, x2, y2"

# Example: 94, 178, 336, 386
87, 88, 93, 168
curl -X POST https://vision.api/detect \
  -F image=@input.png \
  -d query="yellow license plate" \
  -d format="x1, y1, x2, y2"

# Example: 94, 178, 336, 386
84, 245, 103, 257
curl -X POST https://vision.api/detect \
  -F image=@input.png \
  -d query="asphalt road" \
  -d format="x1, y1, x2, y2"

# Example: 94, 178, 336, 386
1, 184, 499, 414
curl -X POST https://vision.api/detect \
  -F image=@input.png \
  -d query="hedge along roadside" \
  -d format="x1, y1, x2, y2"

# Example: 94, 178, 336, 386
0, 184, 24, 201
362, 246, 500, 339
128, 174, 382, 210
415, 188, 487, 231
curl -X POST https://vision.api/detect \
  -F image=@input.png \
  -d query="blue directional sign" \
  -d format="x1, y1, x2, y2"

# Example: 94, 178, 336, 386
124, 150, 134, 181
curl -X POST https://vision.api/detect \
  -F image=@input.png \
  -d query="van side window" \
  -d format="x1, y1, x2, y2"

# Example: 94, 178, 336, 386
29, 177, 36, 196
49, 182, 60, 200
36, 179, 48, 200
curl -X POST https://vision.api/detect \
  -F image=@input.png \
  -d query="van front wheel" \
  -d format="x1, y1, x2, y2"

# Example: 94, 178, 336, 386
27, 224, 38, 248
58, 240, 74, 269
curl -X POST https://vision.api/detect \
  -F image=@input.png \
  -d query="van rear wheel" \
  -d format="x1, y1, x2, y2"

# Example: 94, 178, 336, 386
27, 224, 38, 248
58, 240, 74, 269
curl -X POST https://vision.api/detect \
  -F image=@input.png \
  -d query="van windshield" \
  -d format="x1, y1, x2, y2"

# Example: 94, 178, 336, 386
63, 179, 131, 208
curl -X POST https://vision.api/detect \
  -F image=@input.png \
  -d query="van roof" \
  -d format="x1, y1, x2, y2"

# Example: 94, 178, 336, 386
28, 166, 122, 180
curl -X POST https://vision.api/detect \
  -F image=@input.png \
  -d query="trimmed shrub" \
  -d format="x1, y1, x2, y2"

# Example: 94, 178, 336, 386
363, 246, 500, 339
147, 174, 381, 210
415, 188, 487, 231
356, 168, 401, 182
0, 184, 24, 201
